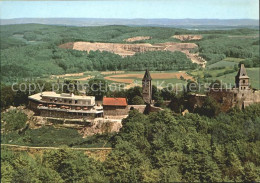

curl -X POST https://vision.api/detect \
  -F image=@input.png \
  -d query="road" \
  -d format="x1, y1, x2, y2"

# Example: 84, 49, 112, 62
1, 144, 112, 151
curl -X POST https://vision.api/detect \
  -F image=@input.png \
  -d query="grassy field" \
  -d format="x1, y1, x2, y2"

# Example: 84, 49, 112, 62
207, 60, 237, 69
45, 67, 259, 90
222, 57, 245, 63
216, 68, 260, 89
61, 70, 190, 88
189, 66, 259, 89
190, 68, 227, 77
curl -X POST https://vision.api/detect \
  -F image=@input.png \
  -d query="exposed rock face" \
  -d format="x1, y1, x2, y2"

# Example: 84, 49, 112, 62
80, 118, 122, 137
59, 41, 197, 57
173, 35, 203, 41
59, 41, 206, 67
65, 41, 163, 57
124, 36, 151, 42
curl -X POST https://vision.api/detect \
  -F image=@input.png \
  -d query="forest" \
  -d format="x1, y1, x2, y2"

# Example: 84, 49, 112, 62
1, 24, 259, 84
2, 104, 260, 182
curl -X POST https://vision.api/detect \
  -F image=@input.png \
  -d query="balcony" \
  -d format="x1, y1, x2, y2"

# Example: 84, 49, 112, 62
37, 104, 103, 114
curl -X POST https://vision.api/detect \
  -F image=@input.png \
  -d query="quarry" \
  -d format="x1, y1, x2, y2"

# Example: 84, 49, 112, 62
59, 41, 207, 67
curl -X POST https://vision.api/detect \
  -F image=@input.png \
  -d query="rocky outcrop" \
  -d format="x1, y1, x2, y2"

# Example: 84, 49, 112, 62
80, 118, 122, 137
124, 36, 151, 42
173, 35, 203, 41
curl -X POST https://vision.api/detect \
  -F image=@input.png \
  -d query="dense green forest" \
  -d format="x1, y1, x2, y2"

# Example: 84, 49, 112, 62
1, 24, 259, 83
2, 104, 260, 182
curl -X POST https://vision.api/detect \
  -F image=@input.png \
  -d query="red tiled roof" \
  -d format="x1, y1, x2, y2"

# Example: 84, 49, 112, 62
103, 97, 127, 106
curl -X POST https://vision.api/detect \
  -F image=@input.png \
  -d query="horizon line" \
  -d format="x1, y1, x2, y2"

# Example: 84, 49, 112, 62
1, 18, 259, 20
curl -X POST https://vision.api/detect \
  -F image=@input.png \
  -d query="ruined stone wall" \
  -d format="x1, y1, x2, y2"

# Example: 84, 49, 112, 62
236, 89, 260, 108
208, 89, 235, 112
128, 105, 147, 113
208, 88, 260, 111
145, 104, 163, 113
187, 94, 206, 112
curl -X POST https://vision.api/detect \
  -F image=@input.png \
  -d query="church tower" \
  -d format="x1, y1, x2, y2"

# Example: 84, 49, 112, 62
142, 69, 152, 104
235, 64, 250, 90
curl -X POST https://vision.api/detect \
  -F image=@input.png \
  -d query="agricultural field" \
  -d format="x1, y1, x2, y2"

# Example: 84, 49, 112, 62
46, 70, 191, 89
207, 60, 237, 69
216, 68, 260, 89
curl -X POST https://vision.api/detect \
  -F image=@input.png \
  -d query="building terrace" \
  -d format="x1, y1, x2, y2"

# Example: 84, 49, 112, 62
28, 92, 103, 119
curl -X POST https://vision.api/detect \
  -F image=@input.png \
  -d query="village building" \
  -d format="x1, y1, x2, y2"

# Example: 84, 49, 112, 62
28, 92, 103, 119
102, 97, 128, 116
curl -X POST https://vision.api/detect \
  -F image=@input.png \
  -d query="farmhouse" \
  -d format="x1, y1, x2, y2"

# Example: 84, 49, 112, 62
28, 92, 103, 119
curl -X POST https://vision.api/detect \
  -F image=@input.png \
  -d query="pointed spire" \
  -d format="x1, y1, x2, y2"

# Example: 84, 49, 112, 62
142, 69, 152, 81
236, 64, 249, 79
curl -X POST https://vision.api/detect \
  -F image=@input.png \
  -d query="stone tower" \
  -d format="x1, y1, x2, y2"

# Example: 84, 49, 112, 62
142, 69, 152, 104
235, 64, 250, 90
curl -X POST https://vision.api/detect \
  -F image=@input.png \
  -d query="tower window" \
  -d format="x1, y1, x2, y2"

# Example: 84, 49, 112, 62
243, 80, 245, 83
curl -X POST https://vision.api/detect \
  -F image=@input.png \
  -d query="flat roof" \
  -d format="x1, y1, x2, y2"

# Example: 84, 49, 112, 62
29, 91, 95, 101
28, 93, 42, 102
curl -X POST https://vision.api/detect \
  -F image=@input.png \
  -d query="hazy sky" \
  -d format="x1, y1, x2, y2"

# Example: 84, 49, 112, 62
0, 0, 259, 19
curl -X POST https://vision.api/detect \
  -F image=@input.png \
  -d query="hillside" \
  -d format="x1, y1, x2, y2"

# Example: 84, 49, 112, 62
1, 24, 259, 84
2, 104, 260, 182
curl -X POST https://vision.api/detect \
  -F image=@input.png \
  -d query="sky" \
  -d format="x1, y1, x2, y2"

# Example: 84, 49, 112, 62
0, 0, 259, 19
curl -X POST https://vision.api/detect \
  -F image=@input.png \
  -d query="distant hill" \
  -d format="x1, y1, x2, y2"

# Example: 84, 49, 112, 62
0, 18, 259, 29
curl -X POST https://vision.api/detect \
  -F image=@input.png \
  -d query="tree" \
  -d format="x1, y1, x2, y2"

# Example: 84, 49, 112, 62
186, 81, 199, 93
154, 95, 164, 107
132, 96, 145, 105
195, 96, 221, 117
210, 80, 222, 89
1, 84, 16, 110
2, 109, 27, 133
161, 86, 175, 100
126, 86, 143, 105
86, 79, 108, 100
